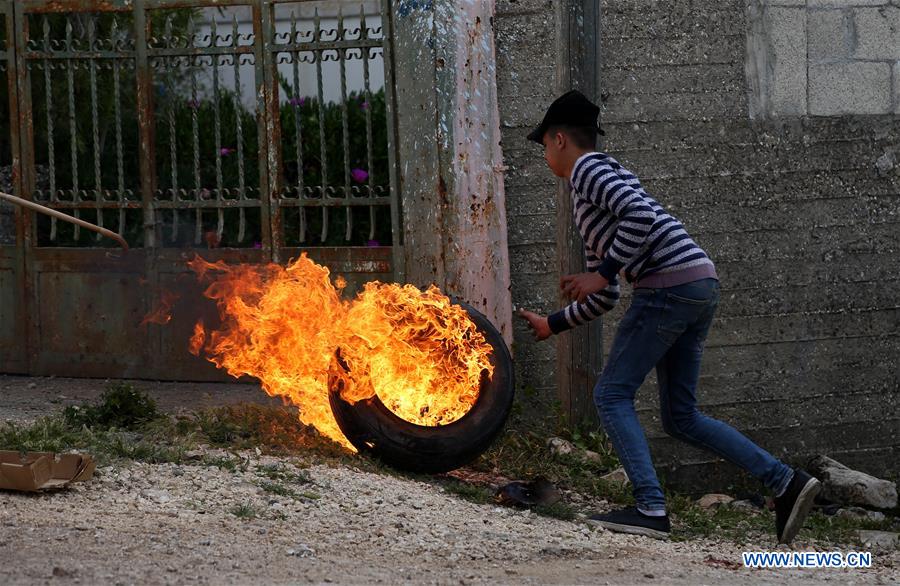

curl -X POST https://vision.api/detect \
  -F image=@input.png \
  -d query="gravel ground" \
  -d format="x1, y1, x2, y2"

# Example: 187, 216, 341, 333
2, 376, 898, 585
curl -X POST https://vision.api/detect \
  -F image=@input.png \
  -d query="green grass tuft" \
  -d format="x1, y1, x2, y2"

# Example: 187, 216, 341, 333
229, 503, 258, 519
440, 480, 494, 505
63, 383, 161, 430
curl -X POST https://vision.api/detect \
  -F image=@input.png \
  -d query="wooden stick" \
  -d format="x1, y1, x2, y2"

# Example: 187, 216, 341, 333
0, 191, 129, 251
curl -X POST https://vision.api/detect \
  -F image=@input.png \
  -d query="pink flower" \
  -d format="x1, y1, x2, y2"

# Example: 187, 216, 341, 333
290, 96, 306, 108
366, 240, 380, 247
360, 100, 370, 110
350, 168, 369, 183
220, 147, 234, 156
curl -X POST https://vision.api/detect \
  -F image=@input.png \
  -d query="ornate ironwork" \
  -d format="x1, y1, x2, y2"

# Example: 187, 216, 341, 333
10, 0, 396, 249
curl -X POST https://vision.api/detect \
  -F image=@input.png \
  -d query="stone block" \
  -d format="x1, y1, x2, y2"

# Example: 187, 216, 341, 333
856, 530, 900, 551
895, 62, 900, 114
809, 0, 885, 7
506, 212, 556, 247
495, 0, 552, 16
600, 467, 630, 487
770, 7, 808, 116
808, 9, 849, 62
809, 455, 899, 509
854, 7, 900, 60
809, 62, 892, 115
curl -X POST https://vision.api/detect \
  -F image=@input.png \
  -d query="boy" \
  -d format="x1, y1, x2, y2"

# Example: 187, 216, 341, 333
517, 90, 820, 543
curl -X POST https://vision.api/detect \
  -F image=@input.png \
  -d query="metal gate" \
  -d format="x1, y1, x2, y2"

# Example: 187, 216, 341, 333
0, 0, 402, 380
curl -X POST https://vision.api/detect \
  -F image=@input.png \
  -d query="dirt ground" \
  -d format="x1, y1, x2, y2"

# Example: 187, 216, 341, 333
2, 375, 898, 585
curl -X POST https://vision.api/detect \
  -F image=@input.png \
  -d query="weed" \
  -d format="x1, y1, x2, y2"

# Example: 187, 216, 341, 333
254, 463, 313, 484
441, 480, 494, 505
533, 501, 577, 521
0, 404, 187, 467
230, 503, 258, 519
258, 481, 298, 498
195, 404, 343, 455
63, 383, 161, 430
201, 455, 246, 473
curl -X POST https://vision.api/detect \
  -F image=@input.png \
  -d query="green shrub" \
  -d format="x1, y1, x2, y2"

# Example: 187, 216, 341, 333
62, 383, 161, 430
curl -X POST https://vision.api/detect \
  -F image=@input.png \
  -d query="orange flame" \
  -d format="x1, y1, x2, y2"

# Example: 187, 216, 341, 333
189, 320, 205, 356
187, 254, 494, 447
141, 289, 180, 326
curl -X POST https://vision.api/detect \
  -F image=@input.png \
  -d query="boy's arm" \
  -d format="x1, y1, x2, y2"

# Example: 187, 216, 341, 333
574, 161, 656, 281
547, 249, 621, 334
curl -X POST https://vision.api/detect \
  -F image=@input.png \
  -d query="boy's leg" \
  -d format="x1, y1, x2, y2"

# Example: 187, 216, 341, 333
656, 281, 794, 496
594, 289, 678, 514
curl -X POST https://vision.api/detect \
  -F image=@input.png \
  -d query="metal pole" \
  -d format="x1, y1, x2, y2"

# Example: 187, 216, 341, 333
0, 191, 129, 250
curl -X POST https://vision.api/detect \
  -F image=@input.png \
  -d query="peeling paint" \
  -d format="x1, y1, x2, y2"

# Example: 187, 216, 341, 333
446, 0, 512, 346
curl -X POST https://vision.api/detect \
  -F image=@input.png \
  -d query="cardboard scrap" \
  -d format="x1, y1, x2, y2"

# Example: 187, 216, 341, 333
0, 450, 95, 492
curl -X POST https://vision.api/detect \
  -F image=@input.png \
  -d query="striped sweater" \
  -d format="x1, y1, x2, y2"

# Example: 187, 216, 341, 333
548, 152, 717, 334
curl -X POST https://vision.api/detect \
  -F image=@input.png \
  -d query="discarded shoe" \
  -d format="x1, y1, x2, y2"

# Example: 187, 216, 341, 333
495, 477, 560, 507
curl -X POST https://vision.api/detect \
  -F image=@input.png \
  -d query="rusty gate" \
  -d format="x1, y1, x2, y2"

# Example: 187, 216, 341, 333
0, 0, 402, 380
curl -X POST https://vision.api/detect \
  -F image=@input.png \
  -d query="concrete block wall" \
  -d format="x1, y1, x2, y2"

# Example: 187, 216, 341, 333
494, 0, 561, 422
597, 0, 900, 491
752, 1, 900, 117
495, 0, 900, 491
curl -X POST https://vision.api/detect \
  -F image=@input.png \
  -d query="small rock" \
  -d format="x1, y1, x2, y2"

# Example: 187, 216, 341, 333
836, 507, 886, 522
547, 437, 576, 457
809, 456, 898, 510
27, 382, 37, 389
818, 503, 842, 516
600, 467, 630, 487
856, 530, 899, 551
52, 567, 75, 578
580, 450, 605, 465
547, 437, 605, 465
199, 539, 212, 546
728, 499, 761, 512
697, 494, 734, 509
286, 544, 315, 558
141, 489, 171, 504
875, 150, 897, 177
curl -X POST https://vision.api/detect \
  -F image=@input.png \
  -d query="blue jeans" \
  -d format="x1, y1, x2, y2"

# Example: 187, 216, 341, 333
594, 278, 793, 512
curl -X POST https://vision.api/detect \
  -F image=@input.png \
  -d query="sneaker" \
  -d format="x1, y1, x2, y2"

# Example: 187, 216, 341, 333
774, 469, 821, 544
588, 507, 670, 540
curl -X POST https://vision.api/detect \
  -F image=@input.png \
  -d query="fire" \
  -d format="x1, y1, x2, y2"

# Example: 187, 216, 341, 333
141, 289, 180, 326
187, 254, 494, 447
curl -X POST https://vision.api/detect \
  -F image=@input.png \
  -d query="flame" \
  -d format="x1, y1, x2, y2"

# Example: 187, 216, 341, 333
141, 289, 180, 326
187, 254, 494, 447
189, 320, 205, 356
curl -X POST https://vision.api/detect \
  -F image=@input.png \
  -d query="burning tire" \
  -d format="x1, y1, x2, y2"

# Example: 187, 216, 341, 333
327, 301, 514, 473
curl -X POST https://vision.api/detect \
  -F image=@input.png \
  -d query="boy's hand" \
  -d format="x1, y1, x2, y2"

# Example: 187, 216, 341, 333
517, 309, 552, 341
561, 272, 609, 304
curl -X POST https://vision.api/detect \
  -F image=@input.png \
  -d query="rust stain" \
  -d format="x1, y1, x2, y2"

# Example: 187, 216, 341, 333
437, 174, 449, 207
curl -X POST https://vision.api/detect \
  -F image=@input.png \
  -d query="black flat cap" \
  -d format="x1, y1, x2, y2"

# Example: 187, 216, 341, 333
527, 89, 605, 144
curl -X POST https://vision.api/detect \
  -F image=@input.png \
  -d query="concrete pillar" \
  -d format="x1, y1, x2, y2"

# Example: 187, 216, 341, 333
392, 0, 513, 344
